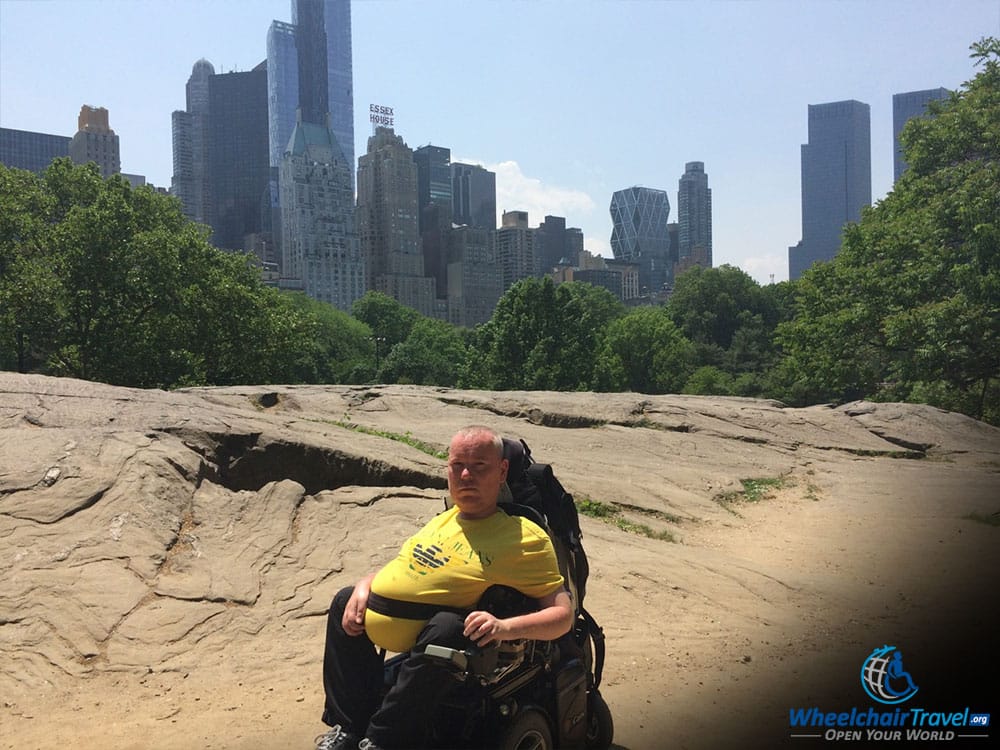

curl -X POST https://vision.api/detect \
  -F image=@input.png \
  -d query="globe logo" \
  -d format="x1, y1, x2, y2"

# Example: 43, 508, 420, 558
861, 645, 920, 705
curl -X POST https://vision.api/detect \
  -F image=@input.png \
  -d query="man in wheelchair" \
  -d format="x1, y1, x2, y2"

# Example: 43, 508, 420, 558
316, 425, 574, 750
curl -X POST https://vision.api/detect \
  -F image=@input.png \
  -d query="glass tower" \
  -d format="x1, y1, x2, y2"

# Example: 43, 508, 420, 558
451, 162, 497, 231
172, 58, 214, 225
270, 0, 354, 180
414, 145, 452, 299
789, 100, 871, 280
677, 161, 712, 268
609, 186, 672, 294
206, 64, 270, 251
0, 128, 70, 173
893, 88, 949, 182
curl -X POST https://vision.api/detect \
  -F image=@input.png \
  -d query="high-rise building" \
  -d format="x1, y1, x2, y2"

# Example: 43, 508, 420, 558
357, 127, 435, 316
451, 162, 497, 230
536, 215, 582, 273
414, 145, 452, 300
280, 115, 364, 310
269, 0, 354, 183
447, 225, 501, 327
678, 161, 712, 268
69, 105, 120, 178
266, 1, 354, 271
266, 21, 299, 171
0, 127, 70, 173
893, 87, 950, 182
788, 100, 871, 280
206, 64, 271, 251
414, 145, 452, 219
609, 186, 672, 294
171, 58, 215, 225
496, 210, 537, 291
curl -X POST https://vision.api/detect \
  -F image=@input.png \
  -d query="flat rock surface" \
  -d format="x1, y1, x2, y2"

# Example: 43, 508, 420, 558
1, 373, 998, 749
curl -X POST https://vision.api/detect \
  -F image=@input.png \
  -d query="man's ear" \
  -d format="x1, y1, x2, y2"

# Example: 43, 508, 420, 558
499, 458, 509, 483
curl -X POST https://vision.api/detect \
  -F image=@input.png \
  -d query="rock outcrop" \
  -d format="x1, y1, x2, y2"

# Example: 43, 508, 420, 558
2, 373, 998, 749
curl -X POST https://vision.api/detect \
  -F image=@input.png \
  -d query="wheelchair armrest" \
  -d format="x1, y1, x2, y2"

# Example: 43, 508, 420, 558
423, 640, 529, 686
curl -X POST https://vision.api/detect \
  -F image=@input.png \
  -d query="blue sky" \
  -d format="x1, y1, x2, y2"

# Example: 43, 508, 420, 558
1, 0, 998, 283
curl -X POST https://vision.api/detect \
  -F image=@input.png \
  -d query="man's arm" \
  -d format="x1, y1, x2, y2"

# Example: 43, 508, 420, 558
342, 573, 376, 636
463, 588, 573, 646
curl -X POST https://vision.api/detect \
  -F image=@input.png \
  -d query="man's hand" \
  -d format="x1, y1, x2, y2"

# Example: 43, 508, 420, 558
342, 574, 375, 636
464, 589, 573, 646
463, 610, 510, 646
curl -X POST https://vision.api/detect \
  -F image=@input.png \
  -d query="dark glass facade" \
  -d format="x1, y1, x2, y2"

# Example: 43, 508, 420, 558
678, 161, 712, 268
892, 88, 949, 182
789, 100, 871, 280
207, 65, 270, 251
451, 162, 496, 230
0, 127, 70, 173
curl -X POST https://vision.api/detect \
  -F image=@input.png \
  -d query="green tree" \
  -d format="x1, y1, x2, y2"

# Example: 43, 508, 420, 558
464, 278, 624, 390
0, 165, 60, 372
667, 264, 778, 351
592, 306, 694, 393
381, 317, 468, 385
0, 159, 314, 388
351, 291, 420, 349
682, 365, 736, 396
281, 292, 373, 383
775, 38, 1000, 422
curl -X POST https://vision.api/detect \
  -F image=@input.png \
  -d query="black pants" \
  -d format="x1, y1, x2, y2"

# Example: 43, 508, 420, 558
322, 586, 470, 748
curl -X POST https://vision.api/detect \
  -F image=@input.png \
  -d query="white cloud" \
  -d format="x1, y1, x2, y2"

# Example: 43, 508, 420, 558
584, 236, 612, 258
457, 158, 597, 229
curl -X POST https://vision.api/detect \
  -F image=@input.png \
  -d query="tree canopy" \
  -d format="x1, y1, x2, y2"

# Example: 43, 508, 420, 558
776, 38, 1000, 422
0, 159, 312, 387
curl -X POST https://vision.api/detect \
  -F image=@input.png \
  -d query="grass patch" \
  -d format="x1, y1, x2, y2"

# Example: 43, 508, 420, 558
576, 497, 676, 542
964, 511, 1000, 527
739, 476, 787, 502
715, 476, 788, 510
332, 421, 449, 460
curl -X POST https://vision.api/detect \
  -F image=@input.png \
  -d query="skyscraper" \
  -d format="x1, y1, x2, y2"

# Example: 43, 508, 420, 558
893, 88, 950, 182
788, 100, 871, 280
451, 162, 497, 230
206, 64, 270, 251
269, 0, 354, 182
69, 105, 120, 178
609, 186, 672, 294
414, 145, 452, 299
496, 210, 537, 291
171, 59, 214, 225
280, 114, 363, 311
0, 127, 69, 173
677, 161, 712, 268
447, 226, 501, 327
357, 127, 435, 316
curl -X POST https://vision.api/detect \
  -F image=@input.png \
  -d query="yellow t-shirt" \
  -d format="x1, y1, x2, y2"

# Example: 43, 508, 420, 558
365, 505, 565, 652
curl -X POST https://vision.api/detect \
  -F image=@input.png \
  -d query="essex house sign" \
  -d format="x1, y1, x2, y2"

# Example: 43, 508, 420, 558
369, 103, 395, 129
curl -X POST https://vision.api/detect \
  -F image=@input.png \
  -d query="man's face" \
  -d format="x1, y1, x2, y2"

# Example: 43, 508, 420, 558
447, 431, 509, 520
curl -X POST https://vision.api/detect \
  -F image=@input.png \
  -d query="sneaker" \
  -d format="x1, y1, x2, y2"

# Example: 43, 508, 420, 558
357, 740, 383, 750
314, 724, 357, 750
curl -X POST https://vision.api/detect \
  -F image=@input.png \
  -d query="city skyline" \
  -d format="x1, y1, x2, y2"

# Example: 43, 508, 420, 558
1, 0, 997, 283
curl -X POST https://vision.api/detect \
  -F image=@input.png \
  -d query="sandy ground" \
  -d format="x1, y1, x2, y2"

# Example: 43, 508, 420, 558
3, 455, 998, 750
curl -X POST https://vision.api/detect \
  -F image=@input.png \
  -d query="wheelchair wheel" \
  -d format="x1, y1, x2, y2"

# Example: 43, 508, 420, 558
496, 707, 553, 750
586, 690, 614, 750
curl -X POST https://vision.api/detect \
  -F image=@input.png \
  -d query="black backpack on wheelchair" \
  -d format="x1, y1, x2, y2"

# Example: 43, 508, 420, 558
381, 437, 613, 750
